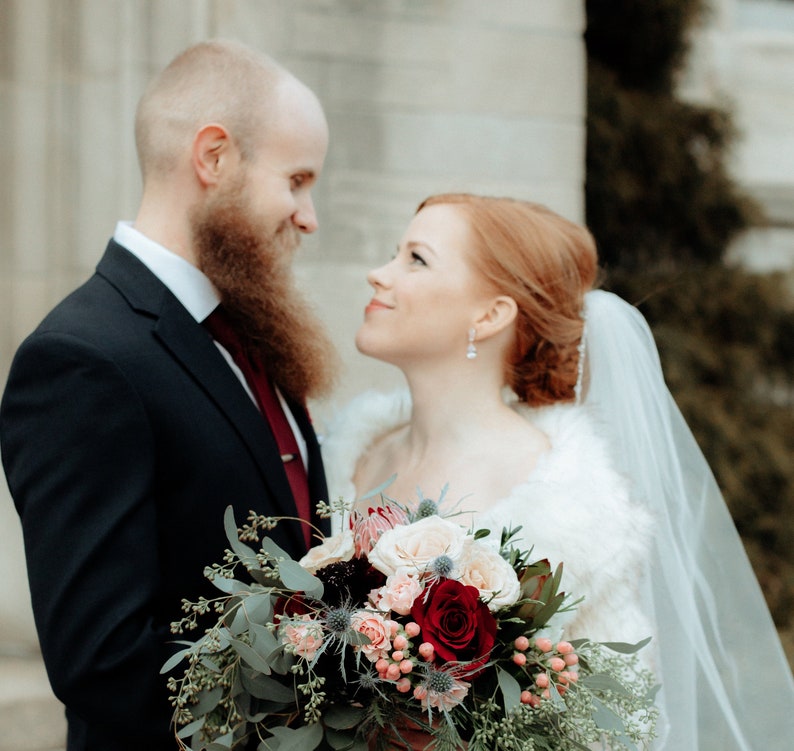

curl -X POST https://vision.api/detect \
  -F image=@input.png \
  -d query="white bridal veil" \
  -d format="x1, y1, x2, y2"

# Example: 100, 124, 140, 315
579, 290, 794, 750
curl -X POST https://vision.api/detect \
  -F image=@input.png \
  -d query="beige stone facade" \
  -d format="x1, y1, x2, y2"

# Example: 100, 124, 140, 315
683, 0, 794, 271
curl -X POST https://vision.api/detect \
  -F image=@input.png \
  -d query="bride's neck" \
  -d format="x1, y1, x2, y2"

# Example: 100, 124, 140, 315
402, 363, 511, 450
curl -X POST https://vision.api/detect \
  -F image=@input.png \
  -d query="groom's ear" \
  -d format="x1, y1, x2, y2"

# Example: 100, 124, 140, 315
474, 295, 518, 340
192, 123, 240, 187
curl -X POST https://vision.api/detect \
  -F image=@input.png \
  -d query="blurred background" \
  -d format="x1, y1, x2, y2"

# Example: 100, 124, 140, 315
1, 1, 793, 749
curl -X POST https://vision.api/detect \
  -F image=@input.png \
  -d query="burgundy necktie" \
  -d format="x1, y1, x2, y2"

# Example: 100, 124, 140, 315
203, 307, 312, 549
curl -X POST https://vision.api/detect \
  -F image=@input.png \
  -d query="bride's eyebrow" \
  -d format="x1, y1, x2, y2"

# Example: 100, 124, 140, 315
406, 240, 437, 257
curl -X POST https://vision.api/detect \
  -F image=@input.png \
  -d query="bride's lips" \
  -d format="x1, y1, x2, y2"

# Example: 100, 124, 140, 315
365, 299, 392, 314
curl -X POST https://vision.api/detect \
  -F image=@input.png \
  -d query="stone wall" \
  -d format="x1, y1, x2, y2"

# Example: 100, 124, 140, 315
682, 0, 794, 271
0, 0, 587, 649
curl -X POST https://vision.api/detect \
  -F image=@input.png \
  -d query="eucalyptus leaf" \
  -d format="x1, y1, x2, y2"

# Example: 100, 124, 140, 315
205, 736, 234, 751
358, 473, 397, 502
325, 727, 356, 750
239, 667, 295, 702
601, 636, 652, 654
260, 536, 292, 562
268, 646, 292, 675
323, 704, 366, 730
189, 686, 224, 717
215, 629, 232, 651
580, 673, 630, 694
496, 665, 522, 714
176, 717, 205, 739
590, 696, 627, 733
229, 637, 273, 675
267, 722, 324, 751
242, 591, 274, 624
278, 559, 324, 598
223, 505, 260, 568
228, 603, 250, 636
249, 622, 280, 654
211, 576, 249, 596
547, 679, 566, 711
160, 647, 189, 675
200, 656, 221, 673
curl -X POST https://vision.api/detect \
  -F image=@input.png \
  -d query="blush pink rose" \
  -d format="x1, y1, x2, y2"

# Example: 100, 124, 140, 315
351, 610, 394, 662
371, 569, 424, 615
281, 615, 323, 661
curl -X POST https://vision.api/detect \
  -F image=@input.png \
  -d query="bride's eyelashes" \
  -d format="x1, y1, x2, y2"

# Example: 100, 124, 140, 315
389, 247, 428, 267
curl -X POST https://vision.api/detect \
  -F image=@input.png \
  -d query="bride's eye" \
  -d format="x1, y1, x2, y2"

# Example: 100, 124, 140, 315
410, 251, 427, 266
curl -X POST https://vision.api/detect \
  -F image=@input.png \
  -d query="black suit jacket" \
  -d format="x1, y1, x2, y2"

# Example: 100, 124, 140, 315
0, 241, 329, 750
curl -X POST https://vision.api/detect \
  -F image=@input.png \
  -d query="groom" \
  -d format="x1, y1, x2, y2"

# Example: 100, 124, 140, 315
0, 40, 337, 751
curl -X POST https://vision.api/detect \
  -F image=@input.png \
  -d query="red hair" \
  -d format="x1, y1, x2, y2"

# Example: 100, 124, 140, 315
417, 194, 598, 406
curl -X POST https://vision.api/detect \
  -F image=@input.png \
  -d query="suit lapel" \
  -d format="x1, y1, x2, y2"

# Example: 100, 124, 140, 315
96, 242, 304, 541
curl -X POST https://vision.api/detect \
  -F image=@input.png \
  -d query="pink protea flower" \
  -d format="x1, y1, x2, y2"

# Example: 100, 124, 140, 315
350, 504, 410, 558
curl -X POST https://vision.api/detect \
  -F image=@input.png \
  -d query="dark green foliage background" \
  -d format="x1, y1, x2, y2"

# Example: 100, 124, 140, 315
585, 0, 794, 664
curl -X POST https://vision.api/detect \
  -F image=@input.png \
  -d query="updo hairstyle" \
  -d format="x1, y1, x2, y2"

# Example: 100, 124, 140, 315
417, 194, 598, 406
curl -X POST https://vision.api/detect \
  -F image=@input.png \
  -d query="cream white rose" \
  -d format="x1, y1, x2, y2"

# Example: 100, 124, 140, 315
458, 537, 521, 611
368, 515, 467, 577
298, 530, 354, 573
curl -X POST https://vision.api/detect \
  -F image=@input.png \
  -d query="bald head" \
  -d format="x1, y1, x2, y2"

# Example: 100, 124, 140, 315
134, 40, 301, 182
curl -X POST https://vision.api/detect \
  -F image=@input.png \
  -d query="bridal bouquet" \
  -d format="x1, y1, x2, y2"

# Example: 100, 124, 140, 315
165, 489, 658, 750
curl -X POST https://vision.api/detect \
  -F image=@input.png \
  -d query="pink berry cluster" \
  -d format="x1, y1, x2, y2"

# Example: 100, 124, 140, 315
511, 636, 580, 708
374, 621, 435, 694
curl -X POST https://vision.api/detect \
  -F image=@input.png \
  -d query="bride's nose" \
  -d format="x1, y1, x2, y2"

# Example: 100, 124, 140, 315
366, 262, 391, 289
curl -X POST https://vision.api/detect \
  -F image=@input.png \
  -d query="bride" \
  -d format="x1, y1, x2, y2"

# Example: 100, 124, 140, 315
322, 193, 794, 749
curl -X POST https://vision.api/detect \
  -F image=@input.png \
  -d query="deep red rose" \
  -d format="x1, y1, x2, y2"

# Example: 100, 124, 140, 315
274, 592, 312, 618
411, 579, 497, 673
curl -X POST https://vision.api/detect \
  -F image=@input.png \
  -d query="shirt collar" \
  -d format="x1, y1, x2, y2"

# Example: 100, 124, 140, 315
113, 221, 219, 322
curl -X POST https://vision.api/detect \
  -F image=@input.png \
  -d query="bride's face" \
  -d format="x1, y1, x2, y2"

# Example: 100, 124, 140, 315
355, 203, 494, 367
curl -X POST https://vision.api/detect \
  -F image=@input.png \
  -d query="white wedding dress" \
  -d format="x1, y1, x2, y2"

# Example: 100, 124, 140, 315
321, 291, 794, 750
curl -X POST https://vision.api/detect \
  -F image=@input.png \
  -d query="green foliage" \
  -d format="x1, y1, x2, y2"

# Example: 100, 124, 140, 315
586, 62, 759, 269
585, 0, 704, 92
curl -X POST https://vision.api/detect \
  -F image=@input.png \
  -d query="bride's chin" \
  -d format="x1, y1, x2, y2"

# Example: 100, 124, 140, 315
354, 335, 401, 367
354, 335, 380, 360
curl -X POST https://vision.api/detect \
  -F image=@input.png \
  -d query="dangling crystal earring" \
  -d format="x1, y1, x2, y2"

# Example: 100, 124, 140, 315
466, 328, 478, 360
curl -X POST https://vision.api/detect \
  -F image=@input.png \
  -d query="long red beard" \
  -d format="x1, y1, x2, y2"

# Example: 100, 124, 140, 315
191, 184, 338, 403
